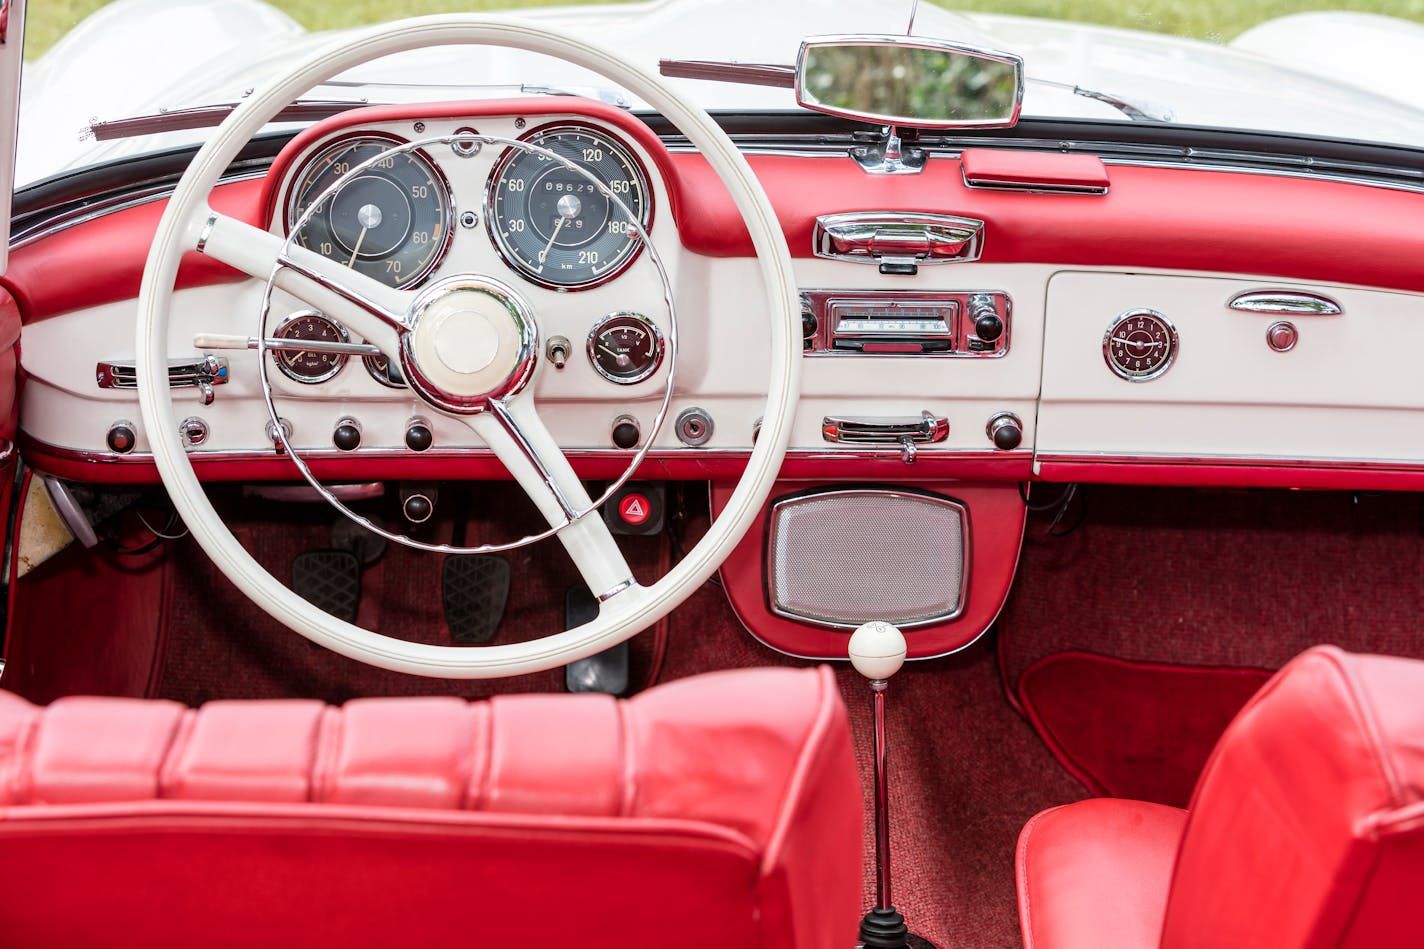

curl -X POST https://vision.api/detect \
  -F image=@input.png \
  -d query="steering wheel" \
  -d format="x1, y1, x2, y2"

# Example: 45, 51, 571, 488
136, 16, 800, 679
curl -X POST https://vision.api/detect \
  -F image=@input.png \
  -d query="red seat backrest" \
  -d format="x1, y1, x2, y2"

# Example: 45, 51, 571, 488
1162, 645, 1424, 948
0, 665, 862, 949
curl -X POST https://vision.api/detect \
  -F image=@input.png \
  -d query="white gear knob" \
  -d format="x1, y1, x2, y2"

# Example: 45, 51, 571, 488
848, 621, 907, 681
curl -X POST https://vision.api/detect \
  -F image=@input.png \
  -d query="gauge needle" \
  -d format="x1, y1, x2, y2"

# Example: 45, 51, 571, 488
346, 203, 383, 268
599, 344, 631, 367
537, 217, 566, 270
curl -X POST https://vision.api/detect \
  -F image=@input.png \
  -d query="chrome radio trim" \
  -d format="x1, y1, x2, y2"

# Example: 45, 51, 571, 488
800, 289, 1011, 357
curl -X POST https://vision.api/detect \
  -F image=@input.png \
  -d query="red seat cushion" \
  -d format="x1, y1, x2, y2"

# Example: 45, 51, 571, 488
1016, 798, 1184, 949
0, 666, 862, 949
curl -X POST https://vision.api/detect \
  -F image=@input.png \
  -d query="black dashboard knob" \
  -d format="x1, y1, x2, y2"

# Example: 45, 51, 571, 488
987, 413, 1024, 451
405, 422, 433, 452
106, 422, 137, 454
611, 416, 641, 450
974, 313, 1004, 342
402, 493, 433, 524
332, 421, 362, 452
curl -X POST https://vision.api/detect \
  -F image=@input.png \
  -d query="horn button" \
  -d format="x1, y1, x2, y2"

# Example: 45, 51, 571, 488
402, 278, 538, 412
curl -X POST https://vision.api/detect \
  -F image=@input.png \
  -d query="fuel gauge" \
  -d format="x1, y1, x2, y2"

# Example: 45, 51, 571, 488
587, 312, 665, 385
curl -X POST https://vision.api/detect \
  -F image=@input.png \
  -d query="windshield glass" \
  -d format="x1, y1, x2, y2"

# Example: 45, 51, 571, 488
19, 0, 1424, 187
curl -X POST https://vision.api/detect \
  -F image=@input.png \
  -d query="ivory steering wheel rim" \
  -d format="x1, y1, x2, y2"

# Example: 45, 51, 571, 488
135, 16, 801, 679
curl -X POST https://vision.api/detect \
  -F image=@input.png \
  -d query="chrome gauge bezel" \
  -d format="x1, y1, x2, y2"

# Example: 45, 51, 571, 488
1103, 308, 1179, 382
363, 350, 407, 388
282, 131, 456, 290
587, 311, 667, 385
484, 122, 655, 292
271, 310, 350, 384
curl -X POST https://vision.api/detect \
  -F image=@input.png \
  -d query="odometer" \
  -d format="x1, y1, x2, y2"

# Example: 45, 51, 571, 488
286, 134, 452, 289
487, 125, 652, 290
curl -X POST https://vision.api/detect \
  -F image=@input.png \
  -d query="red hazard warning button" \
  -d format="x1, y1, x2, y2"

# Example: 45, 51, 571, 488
618, 493, 652, 525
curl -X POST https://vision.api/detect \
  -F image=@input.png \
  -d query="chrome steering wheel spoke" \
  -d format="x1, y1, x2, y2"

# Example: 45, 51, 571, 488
465, 393, 636, 602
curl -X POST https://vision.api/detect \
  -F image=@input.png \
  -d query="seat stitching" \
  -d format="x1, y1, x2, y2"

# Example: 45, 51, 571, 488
155, 707, 196, 799
762, 666, 836, 872
1017, 807, 1048, 949
617, 699, 637, 818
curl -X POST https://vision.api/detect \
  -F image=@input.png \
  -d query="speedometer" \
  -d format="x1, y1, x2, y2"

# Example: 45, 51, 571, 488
487, 124, 653, 290
286, 133, 453, 289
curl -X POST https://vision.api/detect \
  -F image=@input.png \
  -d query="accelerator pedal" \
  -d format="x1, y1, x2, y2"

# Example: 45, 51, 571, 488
442, 555, 511, 644
291, 550, 362, 623
564, 583, 629, 695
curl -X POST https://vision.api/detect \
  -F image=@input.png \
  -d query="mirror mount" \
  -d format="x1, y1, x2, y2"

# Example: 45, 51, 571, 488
851, 125, 927, 176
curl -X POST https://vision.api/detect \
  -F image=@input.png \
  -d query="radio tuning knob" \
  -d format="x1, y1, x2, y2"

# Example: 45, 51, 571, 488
970, 294, 1004, 342
987, 413, 1023, 451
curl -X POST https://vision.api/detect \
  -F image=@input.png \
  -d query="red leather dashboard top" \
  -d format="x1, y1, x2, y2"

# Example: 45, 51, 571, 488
7, 103, 1424, 322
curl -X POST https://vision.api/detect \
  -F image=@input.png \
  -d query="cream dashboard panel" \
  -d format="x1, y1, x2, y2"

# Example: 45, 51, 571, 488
19, 259, 1051, 461
1037, 271, 1424, 466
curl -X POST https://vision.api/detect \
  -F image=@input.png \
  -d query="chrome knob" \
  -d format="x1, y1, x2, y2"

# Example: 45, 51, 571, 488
987, 413, 1023, 451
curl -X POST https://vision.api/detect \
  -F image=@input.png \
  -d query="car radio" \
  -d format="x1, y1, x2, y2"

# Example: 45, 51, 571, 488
800, 289, 1011, 357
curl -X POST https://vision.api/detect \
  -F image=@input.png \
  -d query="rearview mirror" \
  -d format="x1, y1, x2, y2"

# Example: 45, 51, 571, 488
794, 35, 1023, 130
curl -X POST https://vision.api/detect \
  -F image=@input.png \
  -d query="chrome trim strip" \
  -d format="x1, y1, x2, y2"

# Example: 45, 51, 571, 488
765, 486, 971, 630
195, 213, 217, 254
1228, 290, 1343, 316
597, 577, 636, 602
821, 412, 950, 445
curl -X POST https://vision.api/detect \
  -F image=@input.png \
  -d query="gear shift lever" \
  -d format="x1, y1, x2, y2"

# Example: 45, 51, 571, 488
849, 621, 939, 949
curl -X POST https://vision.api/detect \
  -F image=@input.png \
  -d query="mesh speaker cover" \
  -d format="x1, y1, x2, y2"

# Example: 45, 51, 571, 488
768, 489, 967, 628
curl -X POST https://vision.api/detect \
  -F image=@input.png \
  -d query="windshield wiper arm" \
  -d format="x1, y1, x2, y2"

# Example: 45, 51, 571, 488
84, 82, 633, 143
1029, 78, 1174, 123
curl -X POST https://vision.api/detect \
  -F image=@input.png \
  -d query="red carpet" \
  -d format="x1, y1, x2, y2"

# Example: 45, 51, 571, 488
1018, 651, 1271, 807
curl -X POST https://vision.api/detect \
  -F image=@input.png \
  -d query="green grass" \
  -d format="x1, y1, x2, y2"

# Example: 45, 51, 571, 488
24, 0, 1424, 59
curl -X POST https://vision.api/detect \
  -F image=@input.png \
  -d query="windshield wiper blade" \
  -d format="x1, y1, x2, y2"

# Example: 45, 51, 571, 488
84, 99, 377, 142
659, 59, 796, 89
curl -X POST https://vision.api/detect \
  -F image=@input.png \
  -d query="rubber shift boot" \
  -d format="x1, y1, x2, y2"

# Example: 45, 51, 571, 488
564, 583, 628, 695
291, 550, 362, 623
442, 554, 511, 643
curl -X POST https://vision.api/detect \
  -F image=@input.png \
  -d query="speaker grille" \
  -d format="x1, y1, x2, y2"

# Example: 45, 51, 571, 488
767, 488, 967, 629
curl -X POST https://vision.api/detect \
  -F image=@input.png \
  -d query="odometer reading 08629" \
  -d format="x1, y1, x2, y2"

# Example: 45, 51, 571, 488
487, 125, 652, 290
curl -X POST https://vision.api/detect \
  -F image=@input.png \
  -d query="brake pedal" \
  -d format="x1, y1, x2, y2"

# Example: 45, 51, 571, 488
564, 583, 629, 695
291, 550, 362, 623
442, 554, 511, 643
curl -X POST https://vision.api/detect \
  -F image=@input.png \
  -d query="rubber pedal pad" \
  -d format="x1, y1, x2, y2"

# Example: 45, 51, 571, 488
442, 554, 511, 644
291, 549, 362, 624
564, 584, 628, 695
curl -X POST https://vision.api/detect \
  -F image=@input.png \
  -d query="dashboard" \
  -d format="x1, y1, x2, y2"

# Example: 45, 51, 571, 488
10, 96, 1424, 494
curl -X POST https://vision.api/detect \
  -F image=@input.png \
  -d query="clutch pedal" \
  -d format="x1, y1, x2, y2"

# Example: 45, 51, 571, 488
291, 550, 362, 623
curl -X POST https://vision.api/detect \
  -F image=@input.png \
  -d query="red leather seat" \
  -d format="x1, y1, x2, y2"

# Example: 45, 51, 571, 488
0, 666, 862, 949
1016, 645, 1424, 948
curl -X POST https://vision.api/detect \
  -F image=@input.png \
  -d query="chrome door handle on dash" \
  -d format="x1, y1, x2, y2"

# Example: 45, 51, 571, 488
822, 412, 950, 464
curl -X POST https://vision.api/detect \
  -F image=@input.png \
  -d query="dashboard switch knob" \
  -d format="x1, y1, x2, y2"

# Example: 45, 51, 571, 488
987, 413, 1023, 451
405, 421, 433, 452
106, 421, 137, 454
974, 313, 1004, 342
333, 419, 362, 452
402, 493, 433, 524
611, 415, 641, 450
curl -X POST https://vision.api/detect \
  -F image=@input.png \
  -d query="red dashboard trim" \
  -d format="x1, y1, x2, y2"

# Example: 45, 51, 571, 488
9, 115, 1424, 326
3, 179, 264, 323
712, 480, 1026, 661
1036, 455, 1424, 492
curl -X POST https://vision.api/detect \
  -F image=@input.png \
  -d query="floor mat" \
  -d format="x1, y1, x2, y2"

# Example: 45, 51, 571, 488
1018, 651, 1271, 808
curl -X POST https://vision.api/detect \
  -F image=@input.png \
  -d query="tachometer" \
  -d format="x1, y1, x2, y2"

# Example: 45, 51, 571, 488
487, 124, 652, 290
286, 133, 453, 289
